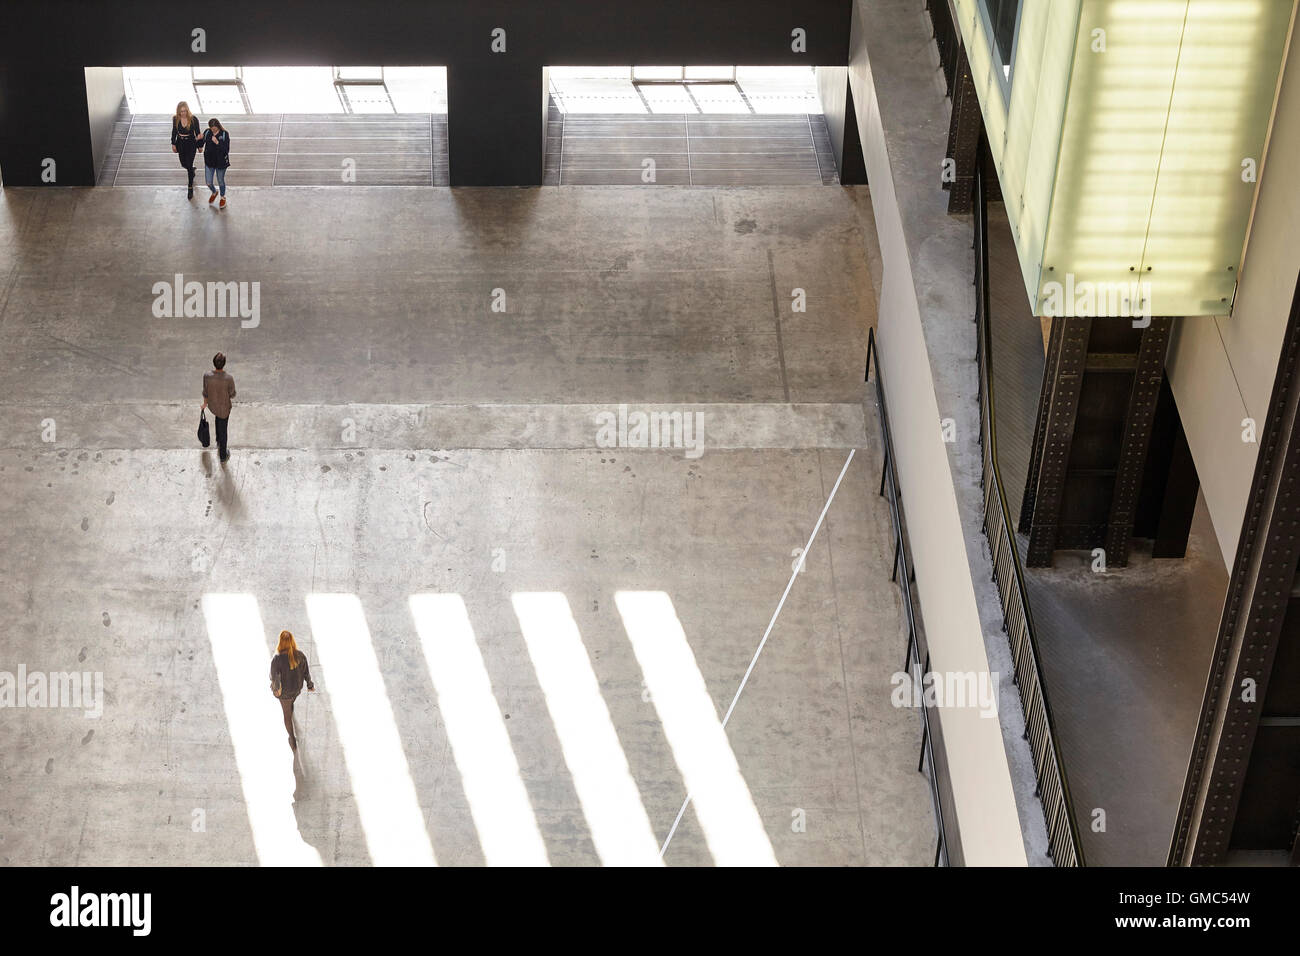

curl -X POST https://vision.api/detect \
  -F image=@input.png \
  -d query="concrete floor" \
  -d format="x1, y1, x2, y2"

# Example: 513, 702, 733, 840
0, 184, 933, 865
1020, 502, 1227, 867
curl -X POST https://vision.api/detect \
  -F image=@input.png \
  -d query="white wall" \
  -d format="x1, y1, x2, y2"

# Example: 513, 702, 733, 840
849, 2, 1028, 866
1167, 25, 1300, 567
84, 67, 125, 182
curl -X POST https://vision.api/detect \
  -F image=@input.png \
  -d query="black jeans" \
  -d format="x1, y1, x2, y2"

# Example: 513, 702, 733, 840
178, 145, 197, 186
214, 415, 229, 458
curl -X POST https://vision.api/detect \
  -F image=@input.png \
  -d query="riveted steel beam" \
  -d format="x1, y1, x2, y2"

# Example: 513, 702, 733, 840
1104, 318, 1174, 567
1170, 273, 1300, 865
1025, 317, 1092, 567
945, 47, 981, 215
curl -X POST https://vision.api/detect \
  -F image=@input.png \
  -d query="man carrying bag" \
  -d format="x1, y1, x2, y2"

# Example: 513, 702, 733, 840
201, 351, 236, 463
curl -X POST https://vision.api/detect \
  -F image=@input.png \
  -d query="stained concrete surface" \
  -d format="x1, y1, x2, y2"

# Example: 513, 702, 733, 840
0, 184, 933, 865
1019, 503, 1228, 867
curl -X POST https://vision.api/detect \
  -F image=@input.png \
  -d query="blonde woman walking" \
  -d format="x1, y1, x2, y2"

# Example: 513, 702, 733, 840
269, 630, 315, 750
170, 101, 203, 199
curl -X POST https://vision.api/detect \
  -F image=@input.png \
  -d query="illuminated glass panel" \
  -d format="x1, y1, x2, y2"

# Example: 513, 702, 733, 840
1039, 0, 1292, 317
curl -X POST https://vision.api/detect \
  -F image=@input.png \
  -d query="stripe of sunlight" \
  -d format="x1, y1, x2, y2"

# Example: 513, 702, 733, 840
408, 594, 549, 866
201, 594, 322, 866
615, 591, 777, 866
305, 594, 436, 866
511, 592, 663, 867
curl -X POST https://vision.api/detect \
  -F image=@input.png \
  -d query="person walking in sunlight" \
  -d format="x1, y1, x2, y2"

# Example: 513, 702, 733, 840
270, 630, 316, 751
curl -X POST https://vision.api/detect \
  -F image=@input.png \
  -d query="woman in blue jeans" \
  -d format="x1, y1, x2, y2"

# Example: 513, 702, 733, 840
201, 118, 231, 208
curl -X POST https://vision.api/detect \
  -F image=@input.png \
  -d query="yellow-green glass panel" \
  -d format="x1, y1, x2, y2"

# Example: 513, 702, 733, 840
1008, 1, 1083, 300
1040, 0, 1189, 313
1140, 0, 1293, 316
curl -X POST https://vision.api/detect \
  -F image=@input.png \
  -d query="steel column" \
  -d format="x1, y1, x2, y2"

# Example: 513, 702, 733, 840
1025, 318, 1092, 566
1104, 318, 1173, 567
1170, 273, 1300, 865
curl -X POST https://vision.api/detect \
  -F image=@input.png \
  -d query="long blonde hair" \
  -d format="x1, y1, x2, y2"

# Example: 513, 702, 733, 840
173, 101, 196, 127
277, 630, 300, 669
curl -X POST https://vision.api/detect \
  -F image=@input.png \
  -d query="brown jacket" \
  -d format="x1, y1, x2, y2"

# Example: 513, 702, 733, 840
203, 369, 236, 418
270, 651, 313, 700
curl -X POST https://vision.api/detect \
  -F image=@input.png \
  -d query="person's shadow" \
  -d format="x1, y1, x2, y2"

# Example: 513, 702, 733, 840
201, 449, 246, 519
290, 713, 311, 801
287, 706, 328, 861
216, 464, 244, 517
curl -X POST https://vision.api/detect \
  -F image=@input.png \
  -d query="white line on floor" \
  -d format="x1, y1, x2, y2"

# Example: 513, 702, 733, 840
658, 446, 856, 858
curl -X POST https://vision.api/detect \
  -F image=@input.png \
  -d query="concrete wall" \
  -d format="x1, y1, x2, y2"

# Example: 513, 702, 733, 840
817, 66, 849, 170
815, 66, 868, 184
848, 0, 1028, 866
0, 67, 99, 186
0, 1, 851, 67
446, 60, 546, 187
84, 67, 125, 183
540, 66, 551, 173
1167, 27, 1300, 567
0, 0, 852, 187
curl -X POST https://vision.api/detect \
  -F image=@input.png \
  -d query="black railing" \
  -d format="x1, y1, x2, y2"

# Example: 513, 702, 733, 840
927, 0, 962, 96
972, 168, 1085, 867
866, 328, 959, 867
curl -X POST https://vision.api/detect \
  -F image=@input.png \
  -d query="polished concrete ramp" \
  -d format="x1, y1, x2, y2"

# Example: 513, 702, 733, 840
0, 185, 931, 866
1018, 505, 1227, 866
985, 203, 1228, 866
107, 113, 447, 187
544, 107, 837, 186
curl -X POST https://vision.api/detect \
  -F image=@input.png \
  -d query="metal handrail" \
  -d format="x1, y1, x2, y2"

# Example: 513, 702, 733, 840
866, 328, 955, 867
972, 167, 1085, 866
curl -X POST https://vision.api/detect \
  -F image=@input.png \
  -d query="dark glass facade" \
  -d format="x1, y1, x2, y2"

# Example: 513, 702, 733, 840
983, 0, 1021, 69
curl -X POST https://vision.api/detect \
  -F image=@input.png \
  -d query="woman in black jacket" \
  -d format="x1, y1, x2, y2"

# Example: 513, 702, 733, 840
201, 118, 232, 208
270, 630, 315, 750
170, 101, 202, 199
